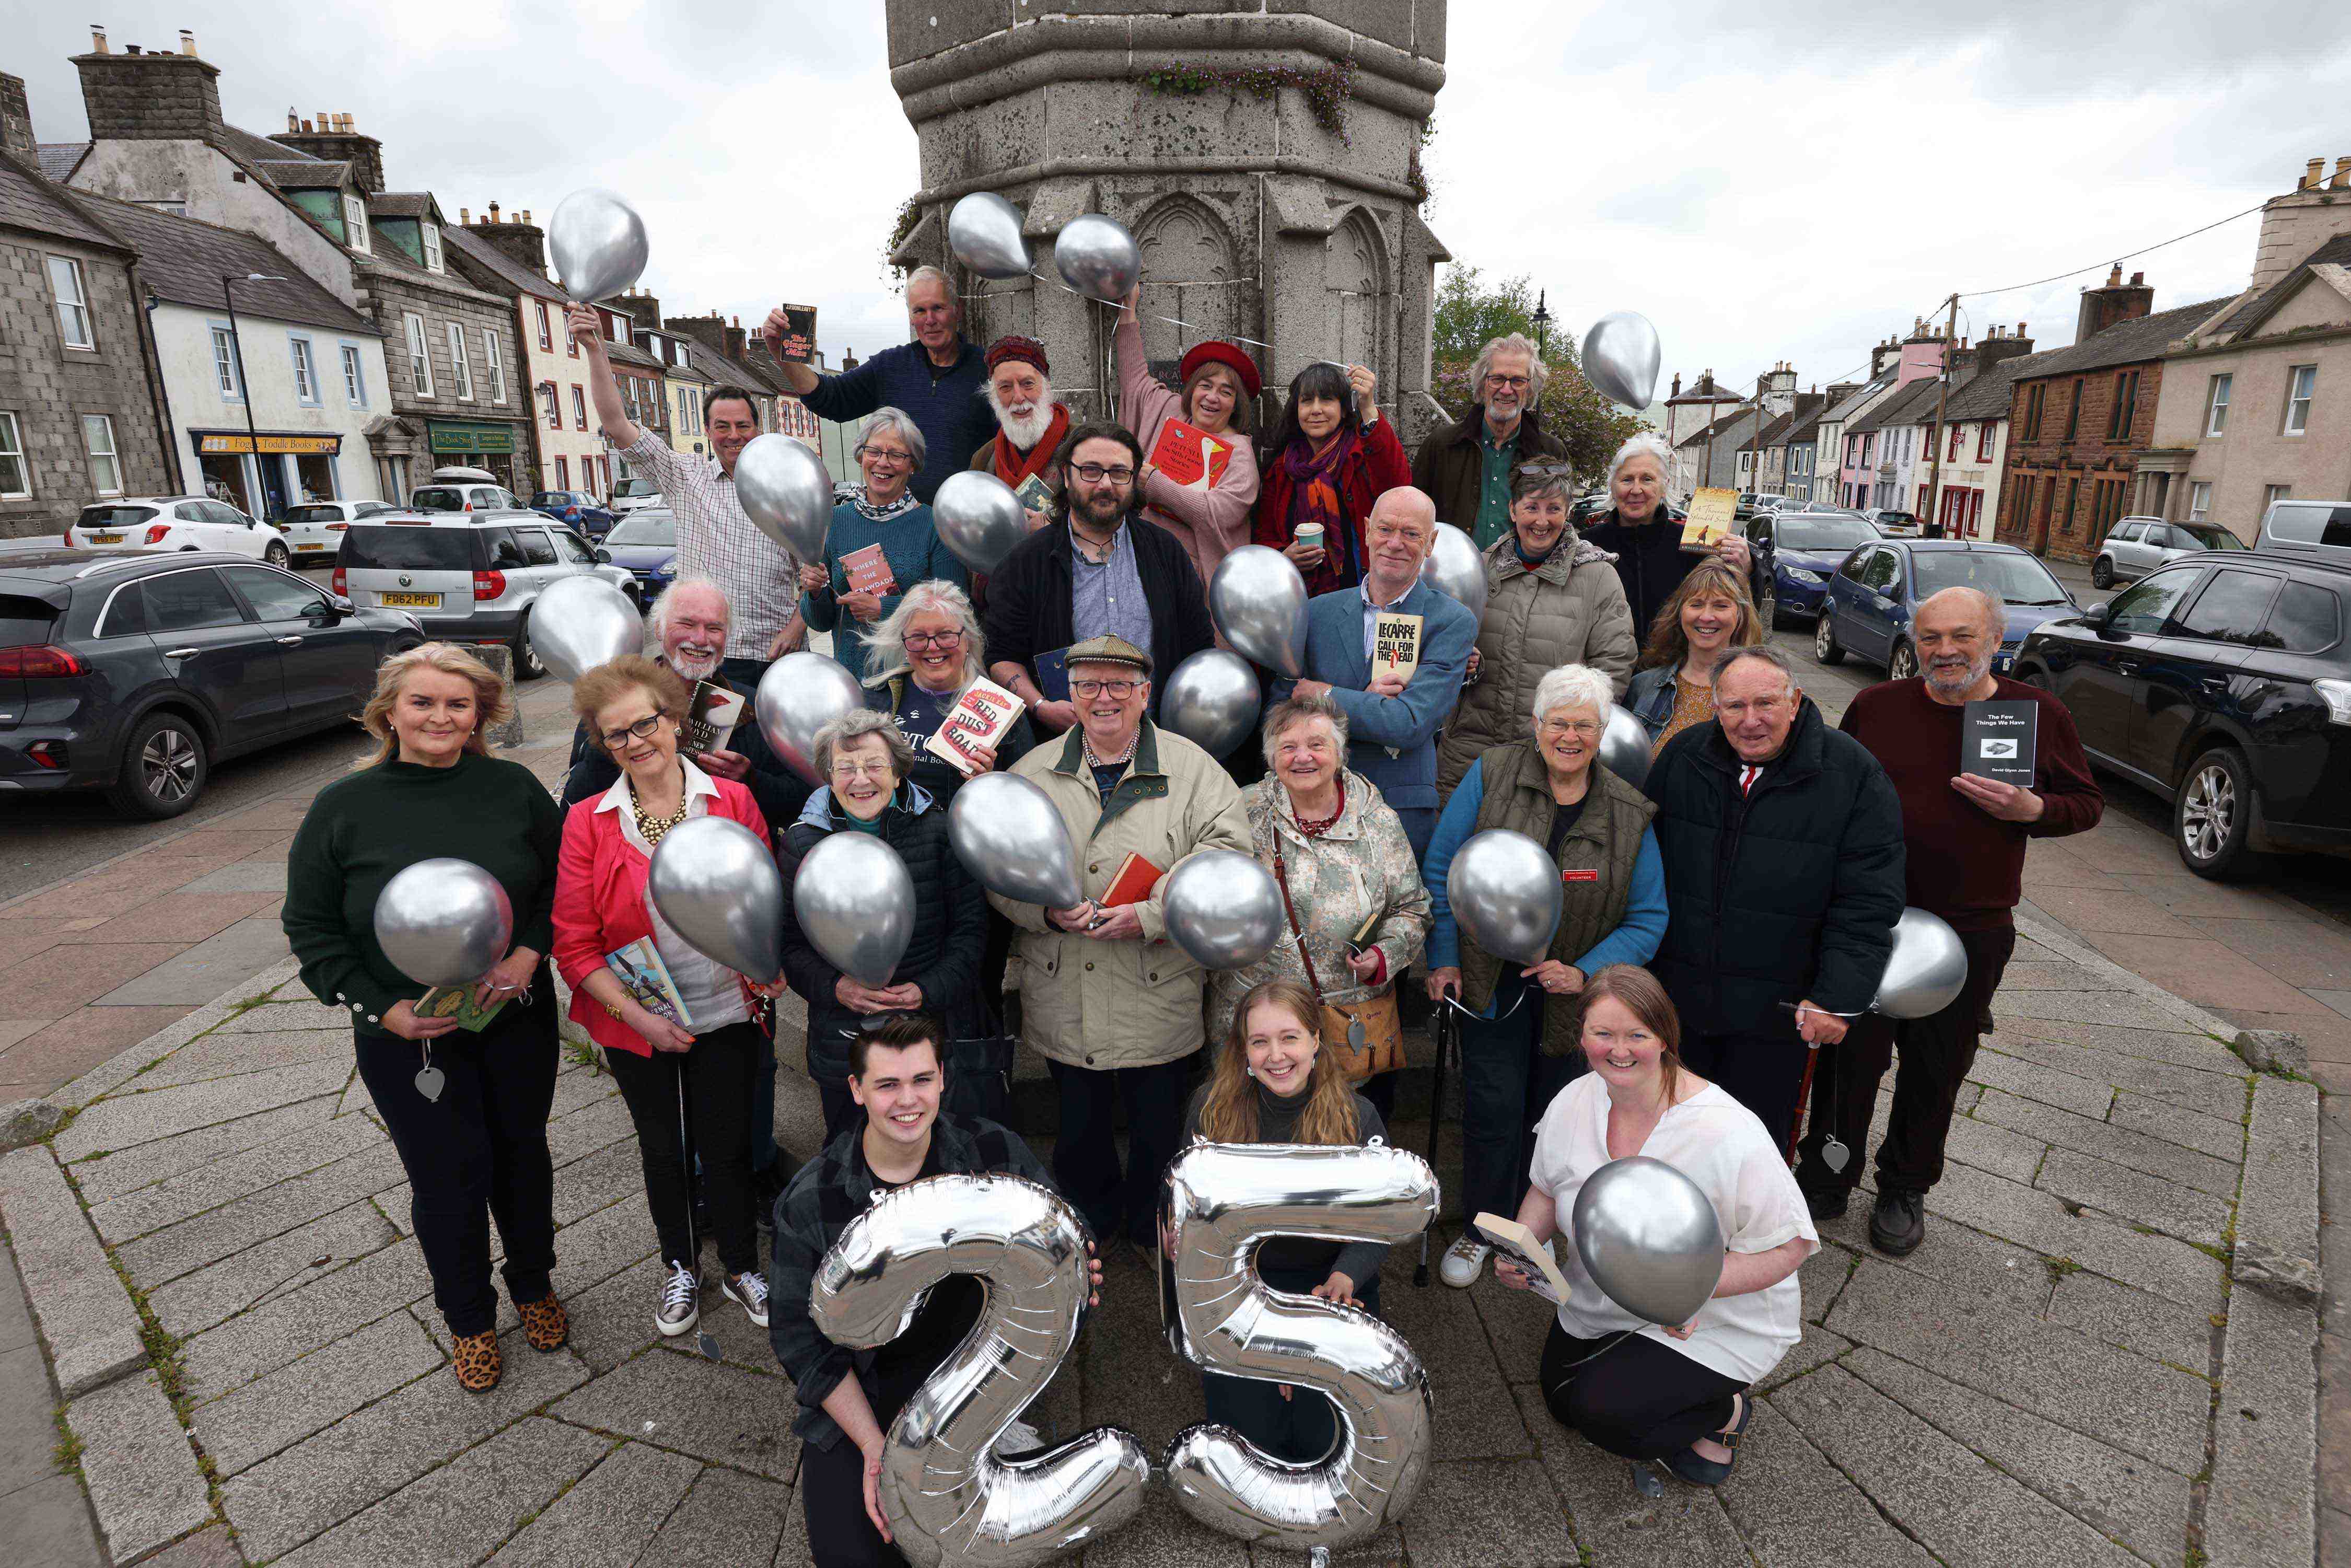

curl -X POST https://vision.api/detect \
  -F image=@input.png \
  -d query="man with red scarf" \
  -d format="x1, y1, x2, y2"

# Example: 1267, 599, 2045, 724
970, 336, 1073, 535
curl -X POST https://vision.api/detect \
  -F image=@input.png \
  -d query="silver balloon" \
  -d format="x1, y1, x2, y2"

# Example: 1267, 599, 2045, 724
1159, 650, 1260, 760
372, 858, 513, 988
526, 574, 642, 684
1160, 851, 1283, 971
1418, 522, 1488, 611
732, 433, 834, 564
1208, 546, 1308, 679
811, 1173, 1150, 1567
1570, 1155, 1727, 1327
933, 470, 1029, 575
1872, 906, 1969, 1019
948, 772, 1084, 911
1598, 703, 1652, 790
754, 651, 866, 786
1446, 828, 1562, 969
793, 831, 914, 987
1053, 214, 1140, 305
646, 816, 784, 983
947, 192, 1031, 282
546, 188, 649, 305
1161, 1142, 1438, 1553
1584, 311, 1663, 411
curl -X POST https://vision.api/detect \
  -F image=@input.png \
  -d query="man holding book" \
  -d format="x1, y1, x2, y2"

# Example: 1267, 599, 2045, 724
1796, 587, 2101, 1257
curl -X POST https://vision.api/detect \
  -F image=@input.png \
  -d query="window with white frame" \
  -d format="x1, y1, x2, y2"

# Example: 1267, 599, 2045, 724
539, 382, 561, 429
2189, 481, 2212, 523
536, 300, 553, 352
447, 322, 474, 401
211, 326, 240, 397
404, 312, 433, 396
290, 338, 318, 403
344, 193, 371, 254
483, 330, 506, 403
342, 344, 366, 406
0, 412, 28, 498
572, 386, 587, 430
421, 221, 443, 274
83, 414, 121, 496
2204, 373, 2231, 436
2284, 365, 2317, 436
47, 257, 94, 349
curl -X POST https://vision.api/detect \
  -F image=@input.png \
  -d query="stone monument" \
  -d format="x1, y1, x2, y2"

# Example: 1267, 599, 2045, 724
883, 1, 1450, 437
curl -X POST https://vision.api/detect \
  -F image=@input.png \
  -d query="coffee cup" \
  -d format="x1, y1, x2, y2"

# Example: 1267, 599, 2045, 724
1295, 522, 1325, 554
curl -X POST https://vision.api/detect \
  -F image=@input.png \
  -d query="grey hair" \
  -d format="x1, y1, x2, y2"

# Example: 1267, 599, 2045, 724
1511, 466, 1577, 507
1259, 692, 1352, 768
1472, 332, 1549, 404
1530, 664, 1614, 731
812, 707, 917, 783
855, 406, 927, 471
904, 265, 958, 309
645, 577, 730, 648
859, 579, 984, 689
1606, 431, 1675, 490
1712, 642, 1802, 693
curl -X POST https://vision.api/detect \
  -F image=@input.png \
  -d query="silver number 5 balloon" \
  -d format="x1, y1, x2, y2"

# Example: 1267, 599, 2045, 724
808, 1174, 1150, 1567
1160, 1142, 1439, 1553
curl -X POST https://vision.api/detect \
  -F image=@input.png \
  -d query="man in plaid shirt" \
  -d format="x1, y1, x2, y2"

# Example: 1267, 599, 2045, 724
570, 304, 804, 684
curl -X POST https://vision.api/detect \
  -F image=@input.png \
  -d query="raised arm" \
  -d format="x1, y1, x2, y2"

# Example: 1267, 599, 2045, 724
566, 303, 639, 451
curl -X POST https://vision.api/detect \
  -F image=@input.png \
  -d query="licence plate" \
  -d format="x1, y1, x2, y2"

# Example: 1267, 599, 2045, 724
296, 542, 326, 552
89, 532, 123, 544
380, 591, 441, 609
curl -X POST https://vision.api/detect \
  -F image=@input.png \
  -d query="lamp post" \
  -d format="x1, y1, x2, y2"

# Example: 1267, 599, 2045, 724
1531, 289, 1551, 359
221, 272, 285, 517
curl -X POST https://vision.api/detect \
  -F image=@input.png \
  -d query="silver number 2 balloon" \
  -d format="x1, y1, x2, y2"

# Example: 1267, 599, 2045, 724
808, 1174, 1150, 1567
1160, 1142, 1439, 1553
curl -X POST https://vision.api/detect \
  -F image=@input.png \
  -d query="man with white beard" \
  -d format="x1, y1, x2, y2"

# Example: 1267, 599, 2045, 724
1411, 332, 1572, 549
970, 336, 1072, 534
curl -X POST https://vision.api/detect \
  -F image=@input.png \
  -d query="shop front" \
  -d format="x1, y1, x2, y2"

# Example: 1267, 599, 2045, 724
191, 432, 346, 519
425, 420, 526, 490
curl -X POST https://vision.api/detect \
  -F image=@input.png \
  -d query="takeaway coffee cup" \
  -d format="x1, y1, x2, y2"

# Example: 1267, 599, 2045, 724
1295, 522, 1325, 556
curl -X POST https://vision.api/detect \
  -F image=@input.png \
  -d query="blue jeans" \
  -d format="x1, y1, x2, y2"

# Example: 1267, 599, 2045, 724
1459, 976, 1580, 1225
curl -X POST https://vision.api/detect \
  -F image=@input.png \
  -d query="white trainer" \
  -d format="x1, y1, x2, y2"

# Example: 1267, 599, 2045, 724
1438, 1236, 1491, 1288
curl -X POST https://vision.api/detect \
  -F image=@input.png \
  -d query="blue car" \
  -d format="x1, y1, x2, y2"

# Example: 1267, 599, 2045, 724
598, 507, 678, 602
531, 490, 619, 540
1750, 508, 1881, 627
1812, 540, 2077, 679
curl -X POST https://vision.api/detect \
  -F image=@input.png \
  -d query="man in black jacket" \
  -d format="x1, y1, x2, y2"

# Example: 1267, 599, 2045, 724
1643, 644, 1906, 1151
983, 423, 1216, 735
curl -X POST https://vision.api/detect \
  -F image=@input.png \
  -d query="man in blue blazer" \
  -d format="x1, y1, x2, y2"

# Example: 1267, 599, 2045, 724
1277, 486, 1476, 858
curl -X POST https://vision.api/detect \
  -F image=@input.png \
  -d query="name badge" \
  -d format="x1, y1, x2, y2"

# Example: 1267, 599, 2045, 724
1562, 868, 1599, 884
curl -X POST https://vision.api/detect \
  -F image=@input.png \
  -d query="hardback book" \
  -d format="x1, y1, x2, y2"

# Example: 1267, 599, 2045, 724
1099, 852, 1166, 908
1012, 473, 1057, 515
925, 676, 1028, 777
769, 305, 818, 365
1962, 698, 2040, 787
1473, 1212, 1572, 1306
1681, 487, 1738, 553
1372, 611, 1423, 680
605, 938, 694, 1028
839, 542, 897, 598
413, 984, 509, 1033
1033, 646, 1072, 704
1148, 419, 1233, 490
683, 680, 744, 756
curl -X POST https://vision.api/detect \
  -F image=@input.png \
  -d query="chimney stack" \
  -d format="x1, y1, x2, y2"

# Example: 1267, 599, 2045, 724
2334, 157, 2350, 191
2248, 153, 2351, 291
463, 201, 550, 275
73, 28, 226, 147
2303, 157, 2327, 191
178, 29, 195, 55
267, 109, 386, 192
2076, 268, 2155, 345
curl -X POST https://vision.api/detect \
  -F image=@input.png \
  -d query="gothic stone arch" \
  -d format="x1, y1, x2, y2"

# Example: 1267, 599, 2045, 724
1328, 207, 1391, 391
1133, 193, 1246, 374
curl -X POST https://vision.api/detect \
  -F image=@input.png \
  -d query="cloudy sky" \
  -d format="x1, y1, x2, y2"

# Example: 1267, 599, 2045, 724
13, 1, 2349, 396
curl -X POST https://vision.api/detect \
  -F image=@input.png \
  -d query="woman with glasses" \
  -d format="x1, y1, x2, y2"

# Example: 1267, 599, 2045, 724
1115, 285, 1262, 591
1408, 333, 1573, 550
552, 657, 775, 1340
860, 580, 1036, 805
1421, 663, 1667, 1290
778, 709, 985, 1147
1437, 466, 1639, 795
1251, 360, 1411, 596
799, 408, 968, 684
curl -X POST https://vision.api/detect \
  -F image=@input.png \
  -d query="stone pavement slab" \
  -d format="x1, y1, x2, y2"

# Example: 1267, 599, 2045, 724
482, 1438, 701, 1566
1970, 1084, 2240, 1194
638, 1463, 790, 1565
2035, 1145, 2234, 1248
121, 1023, 350, 1096
549, 1345, 801, 1483
147, 1199, 397, 1338
1922, 1163, 2226, 1312
9, 1474, 107, 1568
92, 916, 293, 1006
190, 1308, 445, 1478
54, 1056, 350, 1163
1399, 1457, 1577, 1568
0, 1144, 146, 1398
88, 1106, 385, 1245
2110, 1088, 2247, 1162
114, 1142, 405, 1288
1718, 1402, 1939, 1567
1531, 1428, 1748, 1567
2208, 1285, 2321, 1568
0, 1344, 54, 1497
2240, 1074, 2322, 1271
2046, 1267, 2220, 1370
68, 1368, 216, 1562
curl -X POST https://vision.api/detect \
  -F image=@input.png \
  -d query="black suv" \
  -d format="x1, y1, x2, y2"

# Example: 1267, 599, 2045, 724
0, 551, 423, 818
2013, 550, 2351, 878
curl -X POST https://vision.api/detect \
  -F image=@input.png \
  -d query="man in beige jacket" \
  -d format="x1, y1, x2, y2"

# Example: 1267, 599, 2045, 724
991, 635, 1251, 1253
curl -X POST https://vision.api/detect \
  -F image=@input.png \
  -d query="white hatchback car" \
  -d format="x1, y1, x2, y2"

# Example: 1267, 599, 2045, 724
280, 499, 402, 564
68, 498, 289, 565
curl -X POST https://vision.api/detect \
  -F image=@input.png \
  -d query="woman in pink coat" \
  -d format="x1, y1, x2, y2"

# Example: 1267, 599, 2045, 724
1116, 285, 1263, 591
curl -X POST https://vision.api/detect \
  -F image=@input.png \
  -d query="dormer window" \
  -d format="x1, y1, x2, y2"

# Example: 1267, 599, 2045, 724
344, 193, 371, 254
421, 220, 443, 274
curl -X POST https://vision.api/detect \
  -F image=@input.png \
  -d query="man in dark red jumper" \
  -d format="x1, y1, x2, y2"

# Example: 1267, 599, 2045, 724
1797, 586, 2102, 1256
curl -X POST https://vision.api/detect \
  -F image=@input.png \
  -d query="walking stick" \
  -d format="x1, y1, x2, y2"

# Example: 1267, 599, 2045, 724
1778, 1001, 1853, 1173
676, 1068, 721, 1362
1414, 1001, 1453, 1287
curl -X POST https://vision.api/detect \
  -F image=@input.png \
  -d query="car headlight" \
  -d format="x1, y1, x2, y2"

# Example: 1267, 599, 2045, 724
2311, 679, 2351, 726
1783, 567, 1825, 585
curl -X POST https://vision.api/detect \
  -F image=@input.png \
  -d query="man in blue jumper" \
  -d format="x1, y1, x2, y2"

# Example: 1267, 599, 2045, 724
763, 268, 993, 505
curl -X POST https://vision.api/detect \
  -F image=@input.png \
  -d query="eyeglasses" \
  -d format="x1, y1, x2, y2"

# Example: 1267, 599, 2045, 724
903, 630, 964, 649
1069, 678, 1140, 699
857, 445, 913, 467
1540, 718, 1603, 738
828, 759, 894, 781
1517, 461, 1574, 477
1070, 463, 1135, 485
1485, 375, 1532, 390
600, 714, 666, 749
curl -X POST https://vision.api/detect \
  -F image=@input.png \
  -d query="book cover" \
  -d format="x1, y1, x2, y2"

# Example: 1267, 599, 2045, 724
926, 677, 1028, 777
1372, 611, 1423, 680
1033, 646, 1072, 704
1148, 419, 1233, 490
1473, 1212, 1571, 1306
840, 541, 897, 598
606, 937, 694, 1029
1682, 487, 1738, 552
413, 984, 509, 1033
1012, 473, 1057, 515
770, 305, 818, 365
1962, 698, 2040, 787
1100, 852, 1166, 908
683, 680, 744, 756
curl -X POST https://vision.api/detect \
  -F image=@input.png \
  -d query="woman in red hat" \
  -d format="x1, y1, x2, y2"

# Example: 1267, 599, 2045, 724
1117, 286, 1263, 591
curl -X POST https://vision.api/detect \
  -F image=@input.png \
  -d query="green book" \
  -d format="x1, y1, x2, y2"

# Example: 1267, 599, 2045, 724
414, 985, 510, 1033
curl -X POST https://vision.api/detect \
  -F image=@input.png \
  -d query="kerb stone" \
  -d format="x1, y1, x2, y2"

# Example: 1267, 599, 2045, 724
2206, 1286, 2319, 1568
0, 1143, 147, 1397
68, 1369, 215, 1562
2235, 1074, 2320, 1298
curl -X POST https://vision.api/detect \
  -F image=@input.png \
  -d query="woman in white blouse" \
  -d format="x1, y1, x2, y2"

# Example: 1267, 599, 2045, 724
1495, 964, 1817, 1485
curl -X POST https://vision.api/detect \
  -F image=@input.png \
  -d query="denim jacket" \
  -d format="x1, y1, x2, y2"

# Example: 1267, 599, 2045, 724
1624, 661, 1683, 739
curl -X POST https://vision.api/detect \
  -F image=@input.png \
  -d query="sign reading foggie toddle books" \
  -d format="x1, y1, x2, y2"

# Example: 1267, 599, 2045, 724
1148, 419, 1233, 490
769, 305, 818, 365
925, 676, 1028, 777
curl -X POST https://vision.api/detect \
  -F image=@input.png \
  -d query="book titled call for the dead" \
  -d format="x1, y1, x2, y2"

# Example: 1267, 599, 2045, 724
1962, 698, 2039, 787
925, 676, 1027, 777
1372, 611, 1423, 680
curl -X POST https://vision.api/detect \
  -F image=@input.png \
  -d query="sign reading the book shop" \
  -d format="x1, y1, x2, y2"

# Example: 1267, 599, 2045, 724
427, 421, 517, 456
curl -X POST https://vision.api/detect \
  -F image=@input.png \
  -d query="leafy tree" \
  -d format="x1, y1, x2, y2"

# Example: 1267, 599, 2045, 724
1431, 266, 1634, 482
1432, 266, 1576, 366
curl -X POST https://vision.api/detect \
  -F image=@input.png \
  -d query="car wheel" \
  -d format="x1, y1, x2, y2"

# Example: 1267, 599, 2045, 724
264, 540, 290, 566
1889, 640, 1919, 680
513, 615, 546, 681
108, 711, 208, 819
2177, 747, 2259, 880
1813, 611, 1845, 665
2090, 556, 2114, 590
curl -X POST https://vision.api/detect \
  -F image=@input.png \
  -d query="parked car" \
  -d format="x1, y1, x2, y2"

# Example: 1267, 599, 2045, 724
279, 500, 401, 565
2090, 516, 2238, 588
1747, 508, 1880, 626
334, 513, 637, 679
2014, 550, 2351, 879
0, 550, 422, 818
2256, 498, 2351, 558
610, 476, 664, 516
409, 466, 534, 516
531, 490, 619, 540
1865, 508, 1921, 538
67, 498, 289, 565
1812, 540, 2076, 679
598, 507, 678, 601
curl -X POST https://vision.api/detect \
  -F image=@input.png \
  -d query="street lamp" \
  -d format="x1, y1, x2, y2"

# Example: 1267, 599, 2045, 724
221, 273, 285, 517
1531, 289, 1551, 359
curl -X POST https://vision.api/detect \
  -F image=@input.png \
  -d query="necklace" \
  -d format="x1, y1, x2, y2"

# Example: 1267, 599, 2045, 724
631, 773, 690, 849
1291, 778, 1344, 837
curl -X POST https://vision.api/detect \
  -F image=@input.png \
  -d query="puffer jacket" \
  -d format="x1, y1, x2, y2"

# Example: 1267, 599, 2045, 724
1436, 530, 1638, 795
777, 781, 985, 1084
992, 721, 1252, 1070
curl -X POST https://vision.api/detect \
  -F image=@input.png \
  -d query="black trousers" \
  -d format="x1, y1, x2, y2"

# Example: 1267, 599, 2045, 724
1539, 1319, 1746, 1461
800, 1300, 982, 1568
355, 983, 558, 1337
606, 1020, 762, 1277
1799, 924, 2016, 1198
1459, 978, 1581, 1224
1200, 1270, 1382, 1464
1048, 1055, 1191, 1246
1680, 1028, 1811, 1155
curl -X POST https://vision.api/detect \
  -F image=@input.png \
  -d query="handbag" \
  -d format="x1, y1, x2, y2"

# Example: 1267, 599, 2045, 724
1271, 845, 1405, 1084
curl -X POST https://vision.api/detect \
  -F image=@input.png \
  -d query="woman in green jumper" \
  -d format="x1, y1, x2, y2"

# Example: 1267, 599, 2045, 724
281, 644, 567, 1392
796, 408, 968, 684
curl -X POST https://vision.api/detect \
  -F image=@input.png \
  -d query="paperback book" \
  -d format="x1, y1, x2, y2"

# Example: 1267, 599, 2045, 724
1962, 698, 2040, 787
412, 985, 508, 1033
606, 938, 693, 1028
683, 681, 744, 756
925, 677, 1028, 777
1148, 419, 1233, 489
1473, 1212, 1572, 1306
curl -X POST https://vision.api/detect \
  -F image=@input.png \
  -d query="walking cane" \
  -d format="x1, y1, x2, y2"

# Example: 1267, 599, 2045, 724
1414, 1001, 1453, 1287
676, 1069, 722, 1362
1777, 1001, 1853, 1173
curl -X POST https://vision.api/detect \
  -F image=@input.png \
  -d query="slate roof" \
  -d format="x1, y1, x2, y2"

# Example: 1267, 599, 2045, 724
441, 223, 562, 303
1819, 369, 1896, 427
36, 142, 88, 182
367, 192, 437, 220
68, 190, 374, 335
680, 334, 787, 396
220, 124, 320, 168
2207, 233, 2351, 340
1847, 378, 1942, 435
1779, 392, 1831, 445
0, 148, 127, 251
2014, 296, 2238, 381
252, 158, 349, 191
1943, 352, 2048, 423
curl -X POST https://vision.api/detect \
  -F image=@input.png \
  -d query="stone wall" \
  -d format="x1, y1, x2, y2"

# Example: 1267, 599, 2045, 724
70, 50, 225, 147
354, 267, 533, 473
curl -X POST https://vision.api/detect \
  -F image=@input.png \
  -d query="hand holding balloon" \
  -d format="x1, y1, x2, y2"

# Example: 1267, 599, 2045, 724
471, 947, 539, 1011
1793, 1001, 1848, 1046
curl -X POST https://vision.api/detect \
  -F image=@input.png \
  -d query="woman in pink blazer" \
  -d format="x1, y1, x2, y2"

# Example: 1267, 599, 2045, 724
553, 656, 775, 1342
1115, 285, 1263, 592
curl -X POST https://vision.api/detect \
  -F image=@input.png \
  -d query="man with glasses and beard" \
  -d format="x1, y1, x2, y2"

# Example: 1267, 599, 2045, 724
1411, 332, 1573, 549
1796, 587, 2100, 1258
983, 423, 1218, 734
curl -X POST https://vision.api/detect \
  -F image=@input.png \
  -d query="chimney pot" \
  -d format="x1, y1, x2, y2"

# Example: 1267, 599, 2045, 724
2305, 157, 2327, 190
488, 200, 501, 222
124, 43, 139, 55
520, 209, 530, 224
2128, 271, 2144, 286
460, 207, 470, 224
91, 24, 109, 53
287, 108, 299, 130
300, 118, 311, 132
2333, 157, 2350, 191
178, 28, 194, 54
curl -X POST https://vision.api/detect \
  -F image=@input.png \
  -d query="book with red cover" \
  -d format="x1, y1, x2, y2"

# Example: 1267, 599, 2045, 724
839, 542, 896, 597
1149, 419, 1234, 489
924, 677, 1027, 777
1099, 852, 1166, 908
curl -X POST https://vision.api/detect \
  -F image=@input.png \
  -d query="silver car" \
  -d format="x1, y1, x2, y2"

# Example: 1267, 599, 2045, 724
334, 513, 636, 679
2091, 516, 2237, 588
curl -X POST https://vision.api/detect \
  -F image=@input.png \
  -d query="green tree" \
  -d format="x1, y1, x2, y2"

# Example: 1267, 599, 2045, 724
1431, 265, 1577, 366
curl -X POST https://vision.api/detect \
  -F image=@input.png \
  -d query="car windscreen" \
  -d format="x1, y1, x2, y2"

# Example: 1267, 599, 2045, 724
530, 493, 570, 507
410, 487, 467, 513
1911, 551, 2071, 606
2266, 503, 2351, 548
78, 505, 158, 530
283, 505, 345, 526
604, 512, 676, 547
1778, 518, 1879, 551
612, 479, 658, 498
1876, 511, 1917, 527
339, 525, 477, 572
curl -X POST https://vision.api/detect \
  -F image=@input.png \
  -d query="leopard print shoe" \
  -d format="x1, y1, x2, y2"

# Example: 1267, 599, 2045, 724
451, 1328, 503, 1391
516, 1294, 569, 1352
